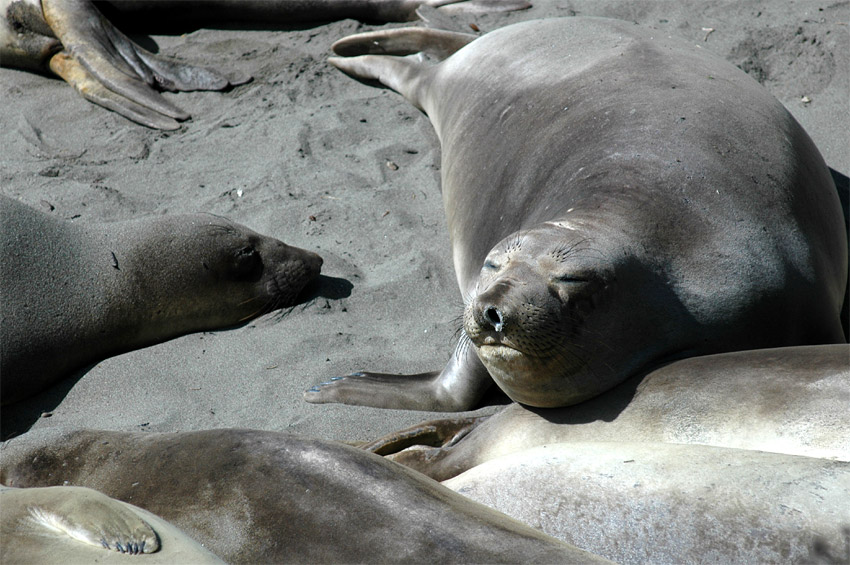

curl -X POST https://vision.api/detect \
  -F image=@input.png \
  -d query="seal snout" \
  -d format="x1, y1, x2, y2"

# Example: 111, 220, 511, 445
301, 250, 323, 279
468, 280, 515, 339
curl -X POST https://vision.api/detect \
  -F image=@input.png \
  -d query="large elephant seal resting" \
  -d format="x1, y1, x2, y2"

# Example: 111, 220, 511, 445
1, 486, 223, 563
365, 345, 850, 480
0, 0, 529, 129
0, 195, 322, 405
0, 429, 609, 564
443, 442, 850, 564
306, 18, 848, 411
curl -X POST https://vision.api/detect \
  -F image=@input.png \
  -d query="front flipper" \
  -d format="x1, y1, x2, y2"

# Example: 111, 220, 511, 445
41, 0, 249, 129
305, 338, 492, 411
2, 485, 159, 554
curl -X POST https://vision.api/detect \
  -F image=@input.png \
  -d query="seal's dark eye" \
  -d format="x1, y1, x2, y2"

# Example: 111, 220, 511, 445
231, 246, 262, 280
484, 259, 500, 271
237, 246, 256, 259
554, 274, 588, 284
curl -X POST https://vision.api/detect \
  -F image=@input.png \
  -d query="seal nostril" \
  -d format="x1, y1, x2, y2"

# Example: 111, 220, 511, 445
484, 306, 504, 332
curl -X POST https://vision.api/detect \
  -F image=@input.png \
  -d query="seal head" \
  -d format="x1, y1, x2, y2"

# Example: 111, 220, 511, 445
464, 223, 615, 406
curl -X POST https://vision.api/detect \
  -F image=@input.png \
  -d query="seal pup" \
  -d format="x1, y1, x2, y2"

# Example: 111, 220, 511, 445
1, 485, 223, 563
364, 345, 850, 480
0, 195, 322, 405
443, 442, 850, 564
0, 0, 529, 129
306, 18, 847, 411
0, 428, 610, 564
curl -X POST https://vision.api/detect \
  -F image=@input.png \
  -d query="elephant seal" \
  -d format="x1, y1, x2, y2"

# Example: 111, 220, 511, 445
0, 428, 609, 564
364, 345, 850, 480
443, 442, 850, 564
0, 0, 529, 129
0, 195, 322, 405
306, 18, 847, 411
1, 485, 223, 563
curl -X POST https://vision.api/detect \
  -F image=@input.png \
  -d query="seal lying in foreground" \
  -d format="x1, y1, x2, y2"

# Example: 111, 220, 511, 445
0, 429, 608, 564
365, 345, 850, 480
1, 486, 223, 563
0, 195, 322, 405
0, 0, 529, 129
444, 442, 850, 564
306, 17, 848, 411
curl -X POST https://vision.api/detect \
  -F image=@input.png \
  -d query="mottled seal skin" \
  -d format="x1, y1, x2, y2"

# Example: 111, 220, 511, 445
1, 486, 223, 563
366, 345, 850, 480
0, 429, 609, 564
0, 195, 322, 405
0, 0, 529, 129
307, 18, 847, 411
443, 442, 850, 565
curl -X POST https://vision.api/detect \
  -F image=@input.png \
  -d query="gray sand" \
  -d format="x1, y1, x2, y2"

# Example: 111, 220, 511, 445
1, 1, 847, 444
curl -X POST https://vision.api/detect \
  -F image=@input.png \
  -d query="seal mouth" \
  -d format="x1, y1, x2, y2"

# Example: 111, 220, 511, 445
477, 343, 526, 362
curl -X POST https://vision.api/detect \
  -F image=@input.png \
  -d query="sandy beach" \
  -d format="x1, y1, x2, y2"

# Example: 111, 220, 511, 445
1, 0, 847, 447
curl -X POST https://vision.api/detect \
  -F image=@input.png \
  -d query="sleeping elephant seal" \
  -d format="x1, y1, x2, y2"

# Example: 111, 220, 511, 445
1, 486, 223, 563
443, 442, 850, 564
0, 0, 529, 129
364, 345, 850, 481
0, 195, 322, 405
306, 17, 847, 411
0, 428, 609, 564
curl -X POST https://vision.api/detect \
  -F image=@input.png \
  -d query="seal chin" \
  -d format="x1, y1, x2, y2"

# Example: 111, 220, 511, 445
473, 341, 549, 393
471, 332, 598, 408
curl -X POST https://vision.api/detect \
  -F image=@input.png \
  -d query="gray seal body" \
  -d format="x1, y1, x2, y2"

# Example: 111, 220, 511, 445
0, 428, 609, 564
307, 17, 847, 410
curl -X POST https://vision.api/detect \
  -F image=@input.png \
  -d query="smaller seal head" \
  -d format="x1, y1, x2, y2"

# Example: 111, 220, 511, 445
165, 215, 324, 324
464, 224, 616, 407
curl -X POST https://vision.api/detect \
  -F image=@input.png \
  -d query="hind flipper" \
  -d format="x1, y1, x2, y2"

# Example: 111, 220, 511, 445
330, 27, 475, 110
332, 27, 475, 58
40, 0, 249, 129
428, 0, 531, 15
49, 52, 182, 130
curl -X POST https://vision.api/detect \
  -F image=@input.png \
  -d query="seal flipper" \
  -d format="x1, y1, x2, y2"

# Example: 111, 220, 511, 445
428, 0, 531, 15
304, 337, 492, 411
359, 415, 487, 480
363, 415, 486, 454
48, 51, 182, 130
1, 485, 159, 554
41, 0, 248, 128
329, 27, 475, 111
331, 27, 476, 58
